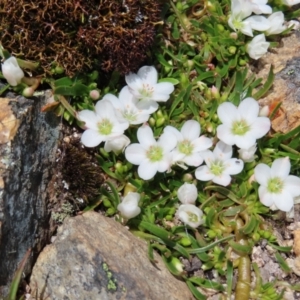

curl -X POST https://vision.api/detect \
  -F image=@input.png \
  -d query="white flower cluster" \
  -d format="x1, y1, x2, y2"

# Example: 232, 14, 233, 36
228, 0, 298, 60
79, 66, 300, 214
78, 66, 174, 152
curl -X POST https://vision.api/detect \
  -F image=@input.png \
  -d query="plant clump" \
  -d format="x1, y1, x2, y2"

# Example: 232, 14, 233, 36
0, 0, 162, 76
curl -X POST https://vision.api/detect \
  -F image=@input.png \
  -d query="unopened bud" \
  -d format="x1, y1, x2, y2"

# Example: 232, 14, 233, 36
259, 105, 270, 117
89, 89, 100, 100
22, 87, 34, 98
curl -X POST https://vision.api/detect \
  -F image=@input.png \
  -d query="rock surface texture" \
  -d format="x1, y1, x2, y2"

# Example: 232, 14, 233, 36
0, 89, 60, 296
257, 30, 300, 133
30, 211, 193, 300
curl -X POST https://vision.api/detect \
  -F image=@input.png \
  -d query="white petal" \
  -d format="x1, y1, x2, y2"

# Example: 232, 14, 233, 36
117, 192, 141, 219
158, 131, 177, 152
212, 174, 232, 186
195, 165, 214, 181
234, 133, 256, 149
157, 157, 171, 172
192, 136, 213, 152
153, 82, 174, 95
258, 186, 274, 207
203, 151, 215, 168
284, 176, 300, 197
241, 21, 254, 37
271, 157, 290, 179
177, 183, 198, 204
137, 66, 157, 84
217, 125, 236, 146
77, 110, 98, 130
238, 98, 259, 124
136, 100, 159, 114
102, 93, 121, 109
1, 57, 24, 86
183, 153, 204, 167
164, 126, 182, 142
217, 102, 238, 125
176, 204, 204, 228
81, 129, 104, 147
249, 117, 271, 138
254, 163, 271, 185
137, 125, 156, 147
246, 15, 271, 31
252, 4, 272, 14
131, 113, 151, 125
138, 160, 158, 180
95, 99, 116, 119
125, 144, 147, 165
125, 73, 143, 91
213, 141, 233, 161
181, 120, 200, 140
151, 93, 171, 102
223, 158, 244, 175
272, 191, 294, 212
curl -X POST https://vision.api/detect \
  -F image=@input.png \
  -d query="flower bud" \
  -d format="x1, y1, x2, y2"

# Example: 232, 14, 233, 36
156, 117, 165, 127
104, 135, 130, 155
1, 56, 24, 86
259, 105, 270, 117
228, 46, 237, 55
177, 183, 198, 204
238, 144, 257, 163
117, 192, 141, 219
22, 87, 34, 98
176, 204, 204, 228
89, 89, 100, 100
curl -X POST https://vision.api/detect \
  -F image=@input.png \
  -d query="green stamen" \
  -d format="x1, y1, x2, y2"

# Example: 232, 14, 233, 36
267, 177, 284, 194
187, 211, 198, 223
178, 140, 194, 155
146, 146, 163, 162
98, 119, 113, 135
231, 119, 250, 136
210, 160, 225, 176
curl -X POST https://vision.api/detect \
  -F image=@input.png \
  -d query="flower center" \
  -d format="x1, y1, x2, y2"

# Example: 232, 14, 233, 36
146, 145, 163, 162
231, 119, 250, 136
123, 109, 137, 122
232, 18, 243, 30
178, 140, 194, 156
267, 177, 284, 194
139, 83, 154, 99
210, 160, 225, 176
98, 119, 113, 135
187, 211, 198, 223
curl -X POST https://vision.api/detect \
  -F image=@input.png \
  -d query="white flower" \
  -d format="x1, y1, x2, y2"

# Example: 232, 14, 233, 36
195, 141, 244, 186
125, 66, 174, 102
103, 86, 158, 125
266, 12, 287, 35
287, 20, 300, 30
176, 204, 204, 228
177, 183, 198, 204
250, 0, 272, 14
78, 100, 129, 148
246, 34, 270, 59
228, 0, 270, 36
104, 134, 130, 155
164, 120, 212, 167
1, 56, 24, 86
217, 97, 271, 148
125, 124, 177, 180
117, 192, 141, 219
238, 144, 257, 162
282, 0, 300, 6
254, 157, 300, 212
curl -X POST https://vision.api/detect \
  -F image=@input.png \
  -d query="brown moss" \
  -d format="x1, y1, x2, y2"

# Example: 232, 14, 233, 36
0, 0, 162, 76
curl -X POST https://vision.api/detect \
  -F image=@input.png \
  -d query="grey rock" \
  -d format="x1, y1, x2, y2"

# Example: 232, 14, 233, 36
0, 90, 60, 295
30, 211, 194, 300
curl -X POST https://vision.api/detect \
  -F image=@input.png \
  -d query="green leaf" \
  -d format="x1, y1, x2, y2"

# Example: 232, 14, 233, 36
158, 78, 179, 85
54, 77, 73, 87
54, 83, 90, 96
267, 243, 292, 252
275, 252, 291, 273
240, 214, 259, 235
253, 65, 274, 99
188, 277, 225, 291
5, 249, 31, 300
227, 260, 233, 298
229, 241, 252, 255
188, 235, 234, 254
186, 281, 206, 300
